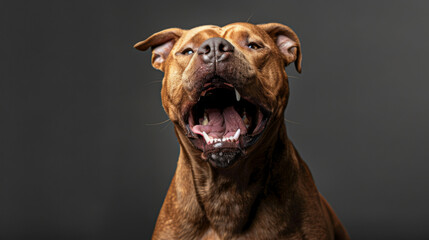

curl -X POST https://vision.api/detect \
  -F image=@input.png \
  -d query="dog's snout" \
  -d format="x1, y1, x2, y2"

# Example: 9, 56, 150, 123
197, 37, 234, 64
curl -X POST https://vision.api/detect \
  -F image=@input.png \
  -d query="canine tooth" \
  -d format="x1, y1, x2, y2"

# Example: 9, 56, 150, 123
233, 129, 241, 140
235, 88, 241, 101
214, 142, 222, 148
202, 131, 211, 144
202, 112, 209, 125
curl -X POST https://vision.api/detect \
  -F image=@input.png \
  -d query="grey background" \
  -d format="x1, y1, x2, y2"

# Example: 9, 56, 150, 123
1, 1, 428, 239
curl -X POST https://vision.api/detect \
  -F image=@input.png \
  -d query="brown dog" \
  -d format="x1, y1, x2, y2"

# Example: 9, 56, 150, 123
135, 22, 350, 240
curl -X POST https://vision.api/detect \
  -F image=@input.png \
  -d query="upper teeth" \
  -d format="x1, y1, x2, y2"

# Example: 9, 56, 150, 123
235, 88, 240, 101
202, 129, 241, 145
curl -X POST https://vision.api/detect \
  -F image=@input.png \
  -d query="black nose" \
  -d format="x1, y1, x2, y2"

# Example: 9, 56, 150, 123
197, 37, 234, 64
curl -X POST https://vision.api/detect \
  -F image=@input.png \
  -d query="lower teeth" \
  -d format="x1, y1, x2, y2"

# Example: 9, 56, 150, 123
203, 129, 241, 145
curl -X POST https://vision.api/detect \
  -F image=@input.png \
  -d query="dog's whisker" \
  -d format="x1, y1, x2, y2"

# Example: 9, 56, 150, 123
145, 119, 171, 126
285, 118, 300, 125
288, 75, 300, 79
246, 13, 254, 23
160, 121, 172, 131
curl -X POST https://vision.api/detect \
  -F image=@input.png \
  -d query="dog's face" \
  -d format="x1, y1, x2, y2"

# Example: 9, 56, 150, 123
135, 22, 301, 168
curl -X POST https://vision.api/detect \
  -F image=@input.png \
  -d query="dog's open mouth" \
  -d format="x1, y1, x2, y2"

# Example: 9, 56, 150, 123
185, 80, 270, 167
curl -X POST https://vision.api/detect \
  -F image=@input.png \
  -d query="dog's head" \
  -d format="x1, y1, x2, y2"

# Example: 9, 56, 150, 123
135, 22, 301, 168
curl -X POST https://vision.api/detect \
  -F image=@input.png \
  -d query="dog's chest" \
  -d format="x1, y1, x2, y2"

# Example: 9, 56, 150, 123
199, 228, 305, 240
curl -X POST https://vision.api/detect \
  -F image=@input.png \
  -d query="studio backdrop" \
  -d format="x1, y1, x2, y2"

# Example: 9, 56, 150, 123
1, 1, 428, 239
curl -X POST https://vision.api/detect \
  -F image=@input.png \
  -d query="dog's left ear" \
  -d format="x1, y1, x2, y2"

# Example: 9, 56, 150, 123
258, 23, 302, 73
134, 28, 184, 71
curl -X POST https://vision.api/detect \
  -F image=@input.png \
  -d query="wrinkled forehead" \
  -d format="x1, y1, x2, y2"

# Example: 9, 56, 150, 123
177, 23, 269, 48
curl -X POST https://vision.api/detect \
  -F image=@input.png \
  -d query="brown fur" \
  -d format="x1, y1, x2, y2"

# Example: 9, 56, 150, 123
135, 22, 350, 240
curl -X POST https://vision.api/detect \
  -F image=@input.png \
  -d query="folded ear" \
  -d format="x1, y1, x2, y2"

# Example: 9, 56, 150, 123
134, 28, 184, 71
258, 23, 302, 73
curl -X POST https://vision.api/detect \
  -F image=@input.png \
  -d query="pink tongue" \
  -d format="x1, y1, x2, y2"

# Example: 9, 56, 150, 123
192, 106, 247, 138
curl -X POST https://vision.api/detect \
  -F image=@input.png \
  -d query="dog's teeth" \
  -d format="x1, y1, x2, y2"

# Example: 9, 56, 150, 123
222, 137, 226, 142
233, 129, 240, 140
235, 88, 241, 101
202, 131, 211, 144
214, 142, 222, 148
202, 112, 209, 125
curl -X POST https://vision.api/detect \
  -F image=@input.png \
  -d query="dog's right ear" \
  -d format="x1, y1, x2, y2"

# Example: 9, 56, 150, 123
134, 28, 184, 71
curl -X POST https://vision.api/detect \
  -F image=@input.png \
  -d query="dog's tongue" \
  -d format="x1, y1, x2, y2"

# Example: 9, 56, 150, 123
192, 106, 247, 138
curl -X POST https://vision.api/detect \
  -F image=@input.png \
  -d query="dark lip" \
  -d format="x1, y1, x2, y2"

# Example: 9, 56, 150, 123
181, 81, 271, 151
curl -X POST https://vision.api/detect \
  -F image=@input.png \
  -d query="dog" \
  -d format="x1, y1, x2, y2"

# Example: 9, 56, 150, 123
135, 22, 350, 240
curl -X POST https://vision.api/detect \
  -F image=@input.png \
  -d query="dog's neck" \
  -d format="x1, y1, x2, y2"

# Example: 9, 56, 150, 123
174, 116, 301, 237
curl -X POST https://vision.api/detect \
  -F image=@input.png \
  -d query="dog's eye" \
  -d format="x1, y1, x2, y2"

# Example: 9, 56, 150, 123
247, 42, 262, 50
182, 48, 194, 55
